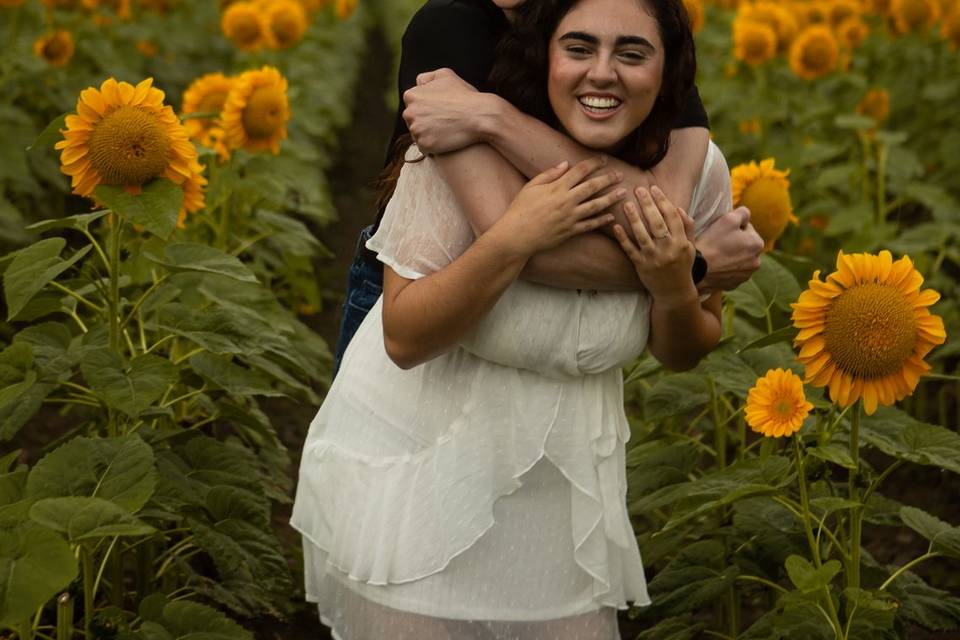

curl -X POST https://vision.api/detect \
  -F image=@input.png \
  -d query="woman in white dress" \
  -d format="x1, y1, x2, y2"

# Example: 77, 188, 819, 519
291, 0, 731, 637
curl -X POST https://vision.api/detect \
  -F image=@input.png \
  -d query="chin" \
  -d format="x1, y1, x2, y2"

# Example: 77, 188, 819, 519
567, 123, 630, 153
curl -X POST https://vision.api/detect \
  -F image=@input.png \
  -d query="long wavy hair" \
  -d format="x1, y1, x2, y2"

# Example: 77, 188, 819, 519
376, 0, 697, 211
488, 0, 697, 170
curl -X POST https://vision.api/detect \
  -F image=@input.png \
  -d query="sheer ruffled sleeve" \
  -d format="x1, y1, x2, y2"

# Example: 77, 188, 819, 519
689, 141, 733, 234
366, 146, 475, 280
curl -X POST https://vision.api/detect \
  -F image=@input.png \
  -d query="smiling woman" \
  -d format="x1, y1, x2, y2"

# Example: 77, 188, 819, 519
290, 0, 724, 638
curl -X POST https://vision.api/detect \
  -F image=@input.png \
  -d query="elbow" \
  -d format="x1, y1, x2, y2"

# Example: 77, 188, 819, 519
383, 335, 421, 370
662, 352, 706, 373
383, 329, 434, 370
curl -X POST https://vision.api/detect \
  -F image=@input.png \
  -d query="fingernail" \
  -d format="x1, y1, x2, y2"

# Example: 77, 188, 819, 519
615, 171, 624, 181
651, 186, 663, 197
616, 188, 627, 198
636, 187, 648, 199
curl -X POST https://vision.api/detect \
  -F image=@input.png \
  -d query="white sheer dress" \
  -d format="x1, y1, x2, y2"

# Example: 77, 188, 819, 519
290, 142, 732, 639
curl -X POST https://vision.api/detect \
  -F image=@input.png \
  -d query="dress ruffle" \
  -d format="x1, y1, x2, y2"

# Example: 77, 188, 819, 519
290, 302, 649, 608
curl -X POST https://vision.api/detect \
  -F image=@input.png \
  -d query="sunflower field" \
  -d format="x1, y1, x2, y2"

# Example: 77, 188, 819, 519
0, 0, 959, 638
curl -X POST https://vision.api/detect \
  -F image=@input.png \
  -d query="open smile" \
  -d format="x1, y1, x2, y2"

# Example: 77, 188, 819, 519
577, 94, 623, 120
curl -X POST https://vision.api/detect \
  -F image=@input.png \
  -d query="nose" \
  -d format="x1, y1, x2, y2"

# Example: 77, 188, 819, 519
586, 54, 617, 86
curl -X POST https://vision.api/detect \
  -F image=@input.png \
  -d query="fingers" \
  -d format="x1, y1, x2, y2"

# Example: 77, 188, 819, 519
622, 200, 654, 250
528, 160, 569, 186
612, 223, 645, 266
636, 187, 670, 240
651, 186, 686, 239
735, 206, 751, 229
572, 213, 616, 235
569, 171, 623, 203
560, 155, 608, 189
679, 207, 696, 241
574, 185, 627, 218
415, 70, 436, 86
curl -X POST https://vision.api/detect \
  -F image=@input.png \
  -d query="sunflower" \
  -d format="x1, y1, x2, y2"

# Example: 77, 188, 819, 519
836, 16, 870, 48
942, 7, 960, 47
733, 19, 778, 65
683, 0, 705, 33
41, 0, 78, 6
221, 66, 290, 154
265, 0, 308, 48
33, 30, 75, 67
54, 77, 206, 219
221, 1, 268, 51
789, 25, 839, 80
796, 1, 830, 25
890, 0, 941, 32
856, 88, 890, 124
738, 2, 799, 50
136, 39, 158, 57
731, 158, 796, 251
863, 0, 891, 14
181, 72, 234, 145
745, 369, 813, 438
0, 0, 25, 7
792, 251, 946, 415
335, 0, 356, 20
738, 118, 762, 135
828, 0, 861, 26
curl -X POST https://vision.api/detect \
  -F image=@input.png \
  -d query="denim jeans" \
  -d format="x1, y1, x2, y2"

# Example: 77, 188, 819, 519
333, 225, 383, 376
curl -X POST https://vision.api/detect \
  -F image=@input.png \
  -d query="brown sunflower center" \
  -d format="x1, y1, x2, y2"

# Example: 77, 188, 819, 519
43, 34, 69, 60
230, 13, 262, 45
741, 177, 791, 242
824, 283, 918, 379
899, 0, 932, 28
198, 90, 229, 114
800, 37, 834, 72
271, 12, 302, 46
88, 106, 172, 186
744, 30, 773, 59
242, 86, 285, 139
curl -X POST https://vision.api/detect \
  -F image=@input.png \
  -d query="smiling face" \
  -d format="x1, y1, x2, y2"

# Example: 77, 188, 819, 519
547, 0, 665, 152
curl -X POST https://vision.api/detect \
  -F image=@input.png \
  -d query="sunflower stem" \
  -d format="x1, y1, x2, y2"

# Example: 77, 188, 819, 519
875, 142, 888, 226
81, 545, 94, 640
794, 436, 822, 566
847, 401, 863, 591
878, 551, 943, 592
106, 213, 125, 438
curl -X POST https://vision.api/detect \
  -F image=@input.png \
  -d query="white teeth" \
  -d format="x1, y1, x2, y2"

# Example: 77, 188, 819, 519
579, 96, 621, 109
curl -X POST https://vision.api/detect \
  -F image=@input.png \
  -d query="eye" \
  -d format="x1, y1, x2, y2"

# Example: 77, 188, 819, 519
565, 45, 592, 57
619, 50, 648, 62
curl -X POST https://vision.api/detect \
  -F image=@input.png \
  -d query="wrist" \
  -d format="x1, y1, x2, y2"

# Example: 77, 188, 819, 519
651, 281, 699, 311
476, 93, 509, 144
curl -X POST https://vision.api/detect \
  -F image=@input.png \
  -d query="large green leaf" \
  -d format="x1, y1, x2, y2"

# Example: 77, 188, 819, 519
189, 353, 283, 397
644, 540, 739, 617
859, 407, 960, 475
30, 496, 154, 542
3, 238, 92, 320
148, 243, 258, 283
700, 344, 762, 397
26, 434, 156, 512
12, 321, 76, 380
0, 382, 55, 442
153, 304, 265, 356
26, 113, 68, 153
81, 349, 178, 417
785, 555, 841, 594
634, 616, 705, 640
26, 210, 109, 234
643, 373, 710, 420
899, 506, 960, 558
842, 588, 898, 638
740, 601, 836, 640
891, 570, 960, 631
95, 180, 182, 239
161, 600, 253, 639
632, 456, 792, 518
0, 521, 77, 628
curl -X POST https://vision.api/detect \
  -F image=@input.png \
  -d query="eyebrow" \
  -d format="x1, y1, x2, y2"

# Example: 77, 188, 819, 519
558, 31, 656, 50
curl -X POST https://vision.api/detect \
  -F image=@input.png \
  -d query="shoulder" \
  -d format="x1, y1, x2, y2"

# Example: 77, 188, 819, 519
404, 0, 502, 41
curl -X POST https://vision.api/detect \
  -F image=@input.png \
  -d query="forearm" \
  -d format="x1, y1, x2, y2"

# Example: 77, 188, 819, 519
479, 95, 700, 213
647, 291, 722, 371
523, 233, 642, 291
435, 143, 640, 291
382, 225, 526, 369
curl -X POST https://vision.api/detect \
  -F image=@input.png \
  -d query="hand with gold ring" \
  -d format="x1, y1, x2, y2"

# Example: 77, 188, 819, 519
612, 186, 699, 306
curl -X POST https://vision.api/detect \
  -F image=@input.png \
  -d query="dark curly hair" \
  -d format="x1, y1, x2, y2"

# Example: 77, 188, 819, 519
488, 0, 697, 169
